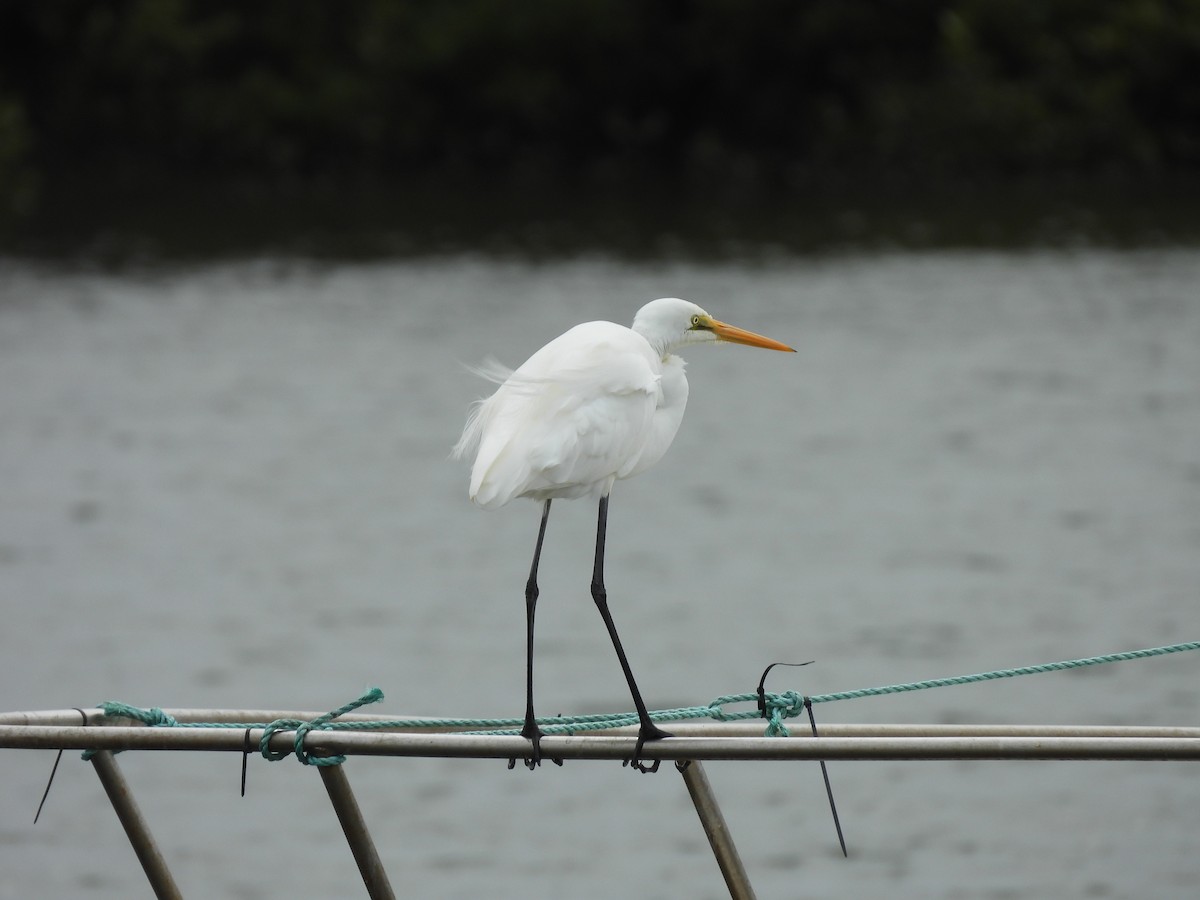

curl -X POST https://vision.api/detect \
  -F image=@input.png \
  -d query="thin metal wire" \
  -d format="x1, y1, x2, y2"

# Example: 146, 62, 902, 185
803, 700, 847, 857
33, 750, 64, 824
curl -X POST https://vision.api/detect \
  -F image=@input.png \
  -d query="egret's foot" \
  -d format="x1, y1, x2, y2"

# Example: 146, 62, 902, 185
508, 724, 563, 770
507, 754, 543, 770
623, 723, 672, 773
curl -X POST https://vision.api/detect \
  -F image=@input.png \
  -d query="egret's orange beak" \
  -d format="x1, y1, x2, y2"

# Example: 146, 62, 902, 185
708, 318, 796, 352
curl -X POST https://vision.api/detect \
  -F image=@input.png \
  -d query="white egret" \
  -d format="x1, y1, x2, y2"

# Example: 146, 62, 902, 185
453, 297, 795, 770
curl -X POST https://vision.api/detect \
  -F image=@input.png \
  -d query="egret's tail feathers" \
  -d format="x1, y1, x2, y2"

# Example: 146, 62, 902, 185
465, 357, 513, 385
467, 355, 608, 396
450, 358, 512, 462
450, 402, 483, 461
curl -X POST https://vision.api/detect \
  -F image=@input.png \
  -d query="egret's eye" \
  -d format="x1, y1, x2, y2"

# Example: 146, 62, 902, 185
690, 315, 703, 328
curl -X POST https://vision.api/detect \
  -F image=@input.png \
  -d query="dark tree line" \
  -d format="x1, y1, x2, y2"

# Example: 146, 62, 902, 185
1, 0, 1197, 217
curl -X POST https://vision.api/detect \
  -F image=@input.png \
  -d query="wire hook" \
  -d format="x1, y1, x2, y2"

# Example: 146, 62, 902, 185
757, 662, 848, 857
34, 708, 88, 823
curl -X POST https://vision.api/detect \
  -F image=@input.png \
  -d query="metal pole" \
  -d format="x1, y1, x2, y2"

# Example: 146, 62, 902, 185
5, 726, 1200, 760
90, 750, 183, 900
677, 760, 757, 900
5, 725, 1200, 760
5, 709, 1200, 739
318, 763, 397, 900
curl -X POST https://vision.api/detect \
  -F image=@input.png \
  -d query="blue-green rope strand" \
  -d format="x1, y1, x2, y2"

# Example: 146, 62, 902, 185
80, 705, 180, 760
805, 640, 1200, 705
83, 640, 1200, 759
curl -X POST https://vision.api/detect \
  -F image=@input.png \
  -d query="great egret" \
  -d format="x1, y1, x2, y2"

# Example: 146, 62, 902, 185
453, 297, 795, 770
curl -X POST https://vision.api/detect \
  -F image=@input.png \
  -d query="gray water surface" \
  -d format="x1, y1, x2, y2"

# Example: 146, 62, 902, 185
1, 250, 1198, 899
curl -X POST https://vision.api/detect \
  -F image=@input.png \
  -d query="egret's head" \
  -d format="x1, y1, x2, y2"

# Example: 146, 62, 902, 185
632, 297, 795, 356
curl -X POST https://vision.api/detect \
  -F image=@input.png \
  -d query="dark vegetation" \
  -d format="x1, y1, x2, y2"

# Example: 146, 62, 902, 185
1, 0, 1197, 256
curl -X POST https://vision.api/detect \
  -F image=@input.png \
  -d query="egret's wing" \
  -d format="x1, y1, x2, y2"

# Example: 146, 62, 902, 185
462, 323, 662, 508
527, 359, 659, 489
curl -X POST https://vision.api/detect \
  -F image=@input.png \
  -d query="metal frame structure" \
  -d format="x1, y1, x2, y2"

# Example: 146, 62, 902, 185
4, 710, 1199, 900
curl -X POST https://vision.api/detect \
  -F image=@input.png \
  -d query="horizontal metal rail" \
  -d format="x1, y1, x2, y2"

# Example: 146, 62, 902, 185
2, 724, 1198, 761
3, 709, 1199, 740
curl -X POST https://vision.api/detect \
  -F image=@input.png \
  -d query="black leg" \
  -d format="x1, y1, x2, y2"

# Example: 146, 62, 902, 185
590, 494, 672, 773
512, 499, 556, 770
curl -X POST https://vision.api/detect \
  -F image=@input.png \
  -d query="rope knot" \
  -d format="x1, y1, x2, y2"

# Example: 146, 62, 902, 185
763, 690, 805, 737
259, 687, 385, 767
82, 702, 180, 760
100, 701, 179, 728
259, 718, 304, 762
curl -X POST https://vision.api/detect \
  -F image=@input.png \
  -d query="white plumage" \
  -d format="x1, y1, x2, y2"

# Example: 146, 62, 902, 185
453, 320, 683, 507
453, 297, 791, 508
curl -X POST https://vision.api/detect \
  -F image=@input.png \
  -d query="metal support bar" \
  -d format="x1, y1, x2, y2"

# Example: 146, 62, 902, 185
5, 710, 1200, 739
9, 726, 1198, 761
677, 760, 757, 900
90, 750, 183, 900
317, 763, 397, 900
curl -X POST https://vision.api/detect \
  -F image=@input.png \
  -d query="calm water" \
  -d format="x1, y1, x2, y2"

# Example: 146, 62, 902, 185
1, 250, 1198, 899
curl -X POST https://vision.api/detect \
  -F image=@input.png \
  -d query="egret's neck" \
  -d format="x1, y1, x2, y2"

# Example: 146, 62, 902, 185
634, 328, 687, 360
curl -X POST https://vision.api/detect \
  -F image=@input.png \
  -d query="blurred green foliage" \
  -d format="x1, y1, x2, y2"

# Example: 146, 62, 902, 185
1, 0, 1197, 214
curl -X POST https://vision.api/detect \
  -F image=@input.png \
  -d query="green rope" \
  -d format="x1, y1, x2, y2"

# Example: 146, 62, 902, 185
469, 640, 1200, 736
708, 641, 1200, 737
83, 688, 386, 765
84, 640, 1200, 760
80, 704, 181, 759
807, 640, 1200, 705
258, 686, 385, 766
